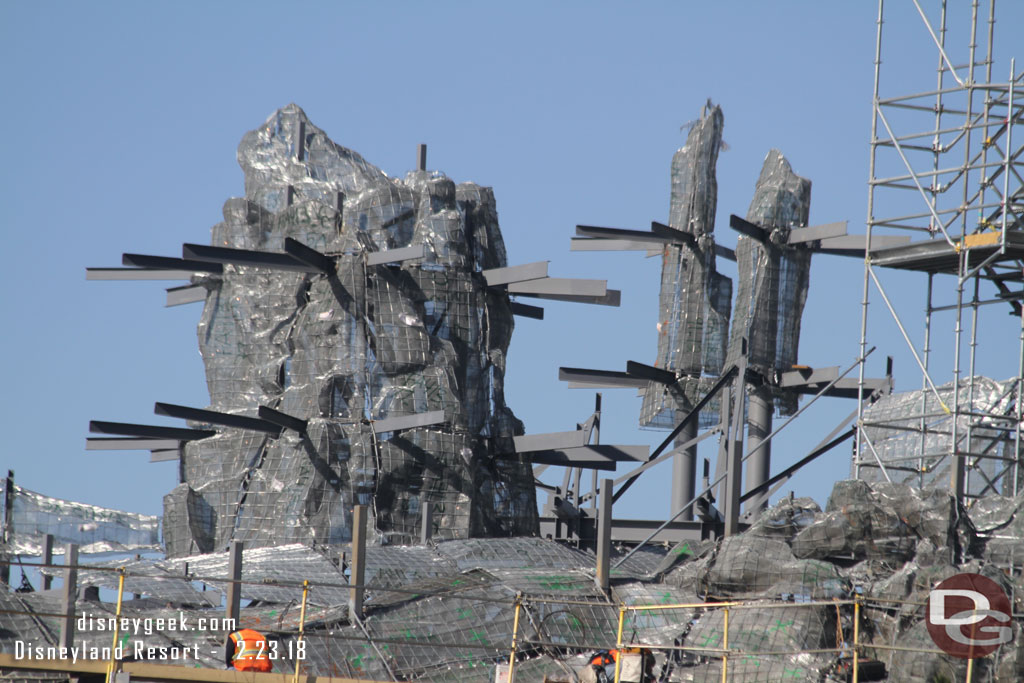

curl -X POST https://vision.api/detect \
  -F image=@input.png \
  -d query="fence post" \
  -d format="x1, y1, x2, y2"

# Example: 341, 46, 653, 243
105, 568, 126, 683
350, 505, 367, 618
852, 596, 860, 683
294, 579, 309, 683
59, 543, 78, 650
596, 479, 612, 593
721, 606, 729, 683
507, 594, 522, 683
613, 605, 625, 683
225, 541, 242, 625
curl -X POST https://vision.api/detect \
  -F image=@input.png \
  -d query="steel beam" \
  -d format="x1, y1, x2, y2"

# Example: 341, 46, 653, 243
86, 268, 194, 281
507, 277, 606, 297
89, 420, 214, 441
514, 430, 588, 452
595, 479, 612, 592
349, 505, 367, 618
570, 238, 660, 252
182, 243, 318, 273
86, 438, 180, 451
650, 221, 697, 248
59, 543, 78, 649
166, 285, 206, 307
575, 224, 669, 244
365, 244, 425, 265
284, 237, 335, 273
729, 215, 769, 242
509, 301, 544, 319
155, 402, 282, 435
149, 450, 180, 463
745, 388, 772, 514
786, 221, 848, 244
225, 541, 241, 625
257, 406, 308, 434
122, 253, 222, 273
516, 289, 621, 307
482, 261, 548, 287
528, 452, 616, 471
671, 419, 698, 521
371, 410, 445, 434
625, 360, 677, 386
559, 367, 648, 388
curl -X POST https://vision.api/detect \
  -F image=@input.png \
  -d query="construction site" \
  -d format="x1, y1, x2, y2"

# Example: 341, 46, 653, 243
2, 2, 1024, 682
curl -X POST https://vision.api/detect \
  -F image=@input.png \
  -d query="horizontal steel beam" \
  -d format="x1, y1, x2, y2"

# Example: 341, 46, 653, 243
371, 410, 445, 434
625, 360, 677, 386
166, 284, 206, 307
284, 237, 334, 273
154, 402, 282, 435
816, 234, 913, 255
529, 452, 616, 471
149, 450, 181, 463
715, 244, 737, 261
538, 516, 705, 544
509, 301, 544, 319
575, 224, 669, 244
778, 366, 840, 387
365, 244, 426, 266
513, 430, 589, 453
257, 406, 308, 434
650, 221, 697, 248
86, 268, 195, 281
559, 367, 648, 388
787, 221, 848, 244
89, 420, 214, 441
514, 289, 621, 307
784, 377, 892, 398
729, 215, 769, 241
182, 243, 319, 273
123, 253, 223, 273
507, 277, 606, 297
482, 261, 548, 286
570, 238, 660, 252
86, 437, 180, 451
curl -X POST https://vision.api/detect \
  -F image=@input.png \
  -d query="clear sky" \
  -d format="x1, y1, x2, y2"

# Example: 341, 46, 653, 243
2, 2, 1022, 525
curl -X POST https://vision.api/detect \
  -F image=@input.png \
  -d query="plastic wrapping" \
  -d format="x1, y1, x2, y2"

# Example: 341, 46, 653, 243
164, 105, 536, 556
858, 376, 1019, 497
0, 478, 160, 556
726, 150, 812, 415
641, 103, 732, 430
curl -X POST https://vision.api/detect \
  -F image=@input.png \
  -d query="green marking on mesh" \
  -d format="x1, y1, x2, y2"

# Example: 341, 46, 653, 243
698, 632, 720, 647
569, 615, 583, 630
451, 579, 464, 586
350, 654, 363, 669
675, 542, 692, 556
469, 630, 490, 645
404, 628, 415, 640
768, 618, 794, 634
782, 667, 804, 678
268, 610, 278, 617
456, 607, 472, 619
742, 655, 761, 666
660, 591, 673, 604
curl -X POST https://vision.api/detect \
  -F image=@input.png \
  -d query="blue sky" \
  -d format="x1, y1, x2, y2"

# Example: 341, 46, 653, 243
2, 2, 1022, 524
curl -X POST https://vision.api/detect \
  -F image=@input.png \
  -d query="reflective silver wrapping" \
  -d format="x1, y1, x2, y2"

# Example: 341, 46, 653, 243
165, 104, 536, 556
0, 479, 160, 556
641, 102, 732, 430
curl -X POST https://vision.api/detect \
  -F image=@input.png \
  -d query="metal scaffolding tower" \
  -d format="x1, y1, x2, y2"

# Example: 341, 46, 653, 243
856, 0, 1024, 506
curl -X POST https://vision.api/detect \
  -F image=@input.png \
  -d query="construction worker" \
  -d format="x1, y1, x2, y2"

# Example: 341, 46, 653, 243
585, 648, 654, 683
224, 628, 273, 673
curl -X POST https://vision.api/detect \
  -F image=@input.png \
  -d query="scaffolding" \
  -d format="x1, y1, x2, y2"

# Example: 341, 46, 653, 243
856, 0, 1024, 506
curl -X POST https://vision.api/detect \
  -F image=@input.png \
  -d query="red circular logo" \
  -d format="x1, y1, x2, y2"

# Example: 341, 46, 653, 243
926, 573, 1013, 658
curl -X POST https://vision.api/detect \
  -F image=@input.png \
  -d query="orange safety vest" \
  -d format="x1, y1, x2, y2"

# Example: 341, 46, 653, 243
230, 629, 273, 673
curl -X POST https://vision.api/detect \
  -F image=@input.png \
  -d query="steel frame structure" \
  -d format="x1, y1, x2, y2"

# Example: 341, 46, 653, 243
856, 0, 1024, 505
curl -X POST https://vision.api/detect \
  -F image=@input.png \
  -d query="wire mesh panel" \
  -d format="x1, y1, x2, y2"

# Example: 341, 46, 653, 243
858, 376, 1019, 498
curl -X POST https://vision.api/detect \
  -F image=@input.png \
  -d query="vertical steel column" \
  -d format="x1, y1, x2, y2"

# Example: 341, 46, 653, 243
225, 541, 242, 625
671, 414, 698, 521
745, 388, 772, 515
417, 144, 427, 172
420, 495, 433, 545
595, 479, 612, 593
349, 504, 367, 618
724, 362, 746, 536
59, 543, 78, 650
0, 470, 12, 586
42, 534, 54, 590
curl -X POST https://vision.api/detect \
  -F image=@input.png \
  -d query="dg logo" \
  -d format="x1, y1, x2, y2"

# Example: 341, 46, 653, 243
926, 573, 1013, 658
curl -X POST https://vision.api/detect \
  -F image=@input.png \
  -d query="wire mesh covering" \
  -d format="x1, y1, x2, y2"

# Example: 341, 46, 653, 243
726, 149, 812, 416
0, 479, 160, 556
641, 102, 732, 431
162, 104, 536, 556
857, 376, 1020, 498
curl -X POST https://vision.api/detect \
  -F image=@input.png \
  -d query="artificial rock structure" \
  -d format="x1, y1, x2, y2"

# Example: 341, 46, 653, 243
164, 105, 536, 555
